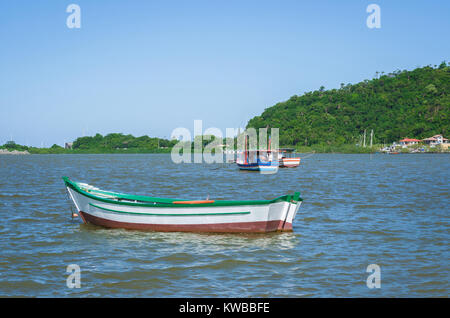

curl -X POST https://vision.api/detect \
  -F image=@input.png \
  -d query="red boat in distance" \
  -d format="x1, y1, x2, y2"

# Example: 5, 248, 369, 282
278, 148, 301, 168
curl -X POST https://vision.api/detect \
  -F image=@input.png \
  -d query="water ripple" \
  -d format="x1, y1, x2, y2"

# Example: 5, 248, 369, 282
0, 153, 448, 297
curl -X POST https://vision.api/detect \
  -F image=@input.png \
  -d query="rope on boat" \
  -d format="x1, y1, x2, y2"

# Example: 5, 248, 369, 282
65, 188, 78, 219
299, 151, 316, 160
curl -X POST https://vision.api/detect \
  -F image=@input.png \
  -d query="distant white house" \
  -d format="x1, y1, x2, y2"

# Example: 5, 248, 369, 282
422, 134, 449, 149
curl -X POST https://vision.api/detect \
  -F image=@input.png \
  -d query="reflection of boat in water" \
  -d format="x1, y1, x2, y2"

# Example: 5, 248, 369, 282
278, 148, 301, 168
63, 177, 302, 233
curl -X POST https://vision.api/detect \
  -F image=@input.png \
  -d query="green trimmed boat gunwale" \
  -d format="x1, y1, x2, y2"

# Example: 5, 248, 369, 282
62, 176, 302, 208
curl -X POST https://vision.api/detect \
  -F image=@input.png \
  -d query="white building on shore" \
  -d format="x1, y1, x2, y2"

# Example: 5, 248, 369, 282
422, 134, 449, 148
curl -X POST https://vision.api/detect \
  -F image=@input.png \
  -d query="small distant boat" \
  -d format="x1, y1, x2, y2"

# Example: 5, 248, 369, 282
236, 150, 279, 173
236, 135, 279, 173
278, 148, 301, 168
63, 177, 302, 233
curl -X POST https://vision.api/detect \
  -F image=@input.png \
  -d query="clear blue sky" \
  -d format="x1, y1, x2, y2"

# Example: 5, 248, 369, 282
1, 0, 449, 146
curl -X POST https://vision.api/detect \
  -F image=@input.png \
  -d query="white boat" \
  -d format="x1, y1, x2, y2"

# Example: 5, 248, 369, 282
278, 148, 301, 168
63, 177, 302, 233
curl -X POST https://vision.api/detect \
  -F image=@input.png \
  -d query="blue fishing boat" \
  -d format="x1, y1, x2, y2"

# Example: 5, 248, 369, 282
236, 136, 279, 173
237, 154, 279, 173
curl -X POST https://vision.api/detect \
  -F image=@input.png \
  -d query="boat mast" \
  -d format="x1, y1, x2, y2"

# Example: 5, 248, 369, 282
244, 135, 248, 164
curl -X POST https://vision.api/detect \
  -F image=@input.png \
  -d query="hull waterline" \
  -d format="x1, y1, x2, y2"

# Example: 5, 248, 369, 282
237, 160, 279, 173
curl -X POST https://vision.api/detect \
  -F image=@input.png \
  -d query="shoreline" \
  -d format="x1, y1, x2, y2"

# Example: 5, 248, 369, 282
0, 149, 30, 155
2, 150, 449, 155
2, 143, 449, 155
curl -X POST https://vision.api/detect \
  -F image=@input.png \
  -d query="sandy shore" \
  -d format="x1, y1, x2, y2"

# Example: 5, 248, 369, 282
0, 149, 30, 155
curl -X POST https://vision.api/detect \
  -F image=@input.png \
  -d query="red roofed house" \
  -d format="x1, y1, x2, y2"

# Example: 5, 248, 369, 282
399, 138, 421, 147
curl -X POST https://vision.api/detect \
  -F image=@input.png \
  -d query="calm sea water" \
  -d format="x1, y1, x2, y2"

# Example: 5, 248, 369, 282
0, 153, 448, 297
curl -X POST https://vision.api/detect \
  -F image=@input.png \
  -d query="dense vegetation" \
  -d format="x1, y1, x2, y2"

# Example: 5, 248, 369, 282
0, 134, 234, 154
71, 133, 177, 151
0, 134, 177, 154
246, 63, 450, 150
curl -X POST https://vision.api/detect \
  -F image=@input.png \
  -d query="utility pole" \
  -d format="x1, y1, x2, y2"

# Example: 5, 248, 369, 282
370, 129, 373, 148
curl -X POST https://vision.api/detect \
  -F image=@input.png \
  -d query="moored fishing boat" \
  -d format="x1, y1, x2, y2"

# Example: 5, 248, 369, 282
63, 177, 302, 233
236, 135, 279, 173
278, 148, 301, 168
236, 151, 279, 173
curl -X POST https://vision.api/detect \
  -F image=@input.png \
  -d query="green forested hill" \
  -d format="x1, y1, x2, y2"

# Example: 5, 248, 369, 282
0, 134, 177, 154
71, 133, 177, 151
247, 63, 449, 147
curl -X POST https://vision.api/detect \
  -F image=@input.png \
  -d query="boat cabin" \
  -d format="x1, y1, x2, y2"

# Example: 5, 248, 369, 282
278, 148, 297, 159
